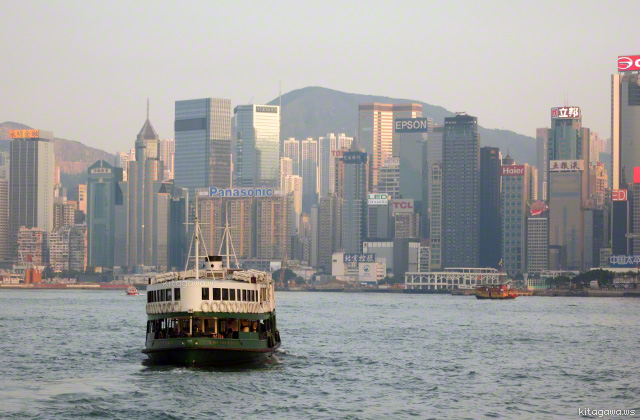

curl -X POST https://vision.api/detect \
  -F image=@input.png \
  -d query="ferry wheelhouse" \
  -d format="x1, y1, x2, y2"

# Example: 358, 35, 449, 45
142, 198, 281, 366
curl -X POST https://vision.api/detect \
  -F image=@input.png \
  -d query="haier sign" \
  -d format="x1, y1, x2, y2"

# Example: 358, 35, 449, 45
501, 165, 525, 176
394, 118, 430, 133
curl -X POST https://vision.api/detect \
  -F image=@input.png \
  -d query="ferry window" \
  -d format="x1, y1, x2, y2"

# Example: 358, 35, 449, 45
147, 291, 151, 303
242, 290, 247, 301
174, 288, 180, 301
251, 290, 255, 301
202, 287, 210, 300
213, 288, 221, 300
230, 289, 236, 301
222, 288, 229, 300
160, 289, 166, 302
167, 288, 172, 301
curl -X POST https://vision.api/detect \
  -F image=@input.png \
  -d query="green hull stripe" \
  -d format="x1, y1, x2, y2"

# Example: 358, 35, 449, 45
147, 310, 276, 321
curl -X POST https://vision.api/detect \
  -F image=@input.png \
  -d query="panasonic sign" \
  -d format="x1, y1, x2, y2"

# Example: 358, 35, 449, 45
394, 118, 430, 133
209, 186, 274, 198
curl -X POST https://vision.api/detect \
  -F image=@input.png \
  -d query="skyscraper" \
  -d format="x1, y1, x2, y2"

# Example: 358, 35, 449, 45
9, 129, 55, 261
501, 161, 530, 274
536, 128, 549, 201
0, 178, 8, 263
317, 134, 332, 198
158, 138, 175, 181
235, 104, 280, 188
328, 134, 353, 195
429, 163, 442, 270
255, 193, 291, 259
479, 147, 502, 268
283, 138, 301, 175
175, 98, 232, 191
358, 103, 421, 190
341, 139, 368, 253
280, 157, 293, 190
301, 138, 318, 212
611, 72, 640, 189
87, 160, 122, 267
442, 113, 480, 268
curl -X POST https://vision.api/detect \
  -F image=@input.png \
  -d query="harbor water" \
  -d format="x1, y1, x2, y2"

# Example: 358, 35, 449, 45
1, 290, 639, 419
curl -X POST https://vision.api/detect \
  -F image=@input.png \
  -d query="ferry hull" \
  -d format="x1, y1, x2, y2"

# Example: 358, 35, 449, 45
475, 294, 516, 300
143, 344, 279, 366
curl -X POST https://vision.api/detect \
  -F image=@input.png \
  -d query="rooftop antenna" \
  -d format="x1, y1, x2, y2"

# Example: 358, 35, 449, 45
147, 98, 149, 119
218, 202, 239, 269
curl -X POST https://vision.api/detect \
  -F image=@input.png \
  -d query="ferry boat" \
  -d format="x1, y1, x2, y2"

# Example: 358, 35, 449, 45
142, 198, 281, 366
127, 286, 139, 296
475, 284, 517, 300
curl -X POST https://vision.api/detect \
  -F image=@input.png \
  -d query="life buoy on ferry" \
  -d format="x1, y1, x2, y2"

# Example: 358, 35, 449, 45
211, 302, 219, 312
219, 302, 227, 313
173, 302, 180, 312
201, 302, 210, 312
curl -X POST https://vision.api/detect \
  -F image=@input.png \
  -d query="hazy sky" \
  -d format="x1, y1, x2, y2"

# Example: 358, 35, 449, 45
1, 0, 638, 153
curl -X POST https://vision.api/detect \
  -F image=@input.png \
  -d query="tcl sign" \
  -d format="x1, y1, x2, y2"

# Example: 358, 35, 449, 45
618, 55, 640, 72
613, 189, 628, 201
501, 165, 525, 176
391, 199, 414, 213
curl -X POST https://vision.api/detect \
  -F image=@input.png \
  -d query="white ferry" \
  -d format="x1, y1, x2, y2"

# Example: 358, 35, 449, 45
142, 199, 281, 366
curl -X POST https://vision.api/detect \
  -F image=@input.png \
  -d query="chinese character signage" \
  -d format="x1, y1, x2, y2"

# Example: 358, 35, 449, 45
9, 129, 39, 139
551, 107, 580, 119
549, 160, 583, 172
609, 255, 640, 268
343, 253, 376, 263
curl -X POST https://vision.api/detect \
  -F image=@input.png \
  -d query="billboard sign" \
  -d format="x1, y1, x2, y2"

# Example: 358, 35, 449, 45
359, 262, 377, 283
612, 189, 628, 201
501, 165, 525, 176
256, 106, 278, 113
90, 168, 112, 175
368, 193, 389, 205
391, 199, 414, 213
383, 157, 399, 166
634, 167, 640, 184
331, 150, 346, 157
9, 129, 39, 139
343, 253, 376, 263
551, 107, 580, 119
394, 118, 430, 133
530, 200, 548, 216
609, 255, 640, 268
618, 55, 640, 72
550, 160, 583, 172
209, 186, 274, 198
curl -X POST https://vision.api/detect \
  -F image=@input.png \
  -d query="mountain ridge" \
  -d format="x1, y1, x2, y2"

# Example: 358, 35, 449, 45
268, 86, 536, 164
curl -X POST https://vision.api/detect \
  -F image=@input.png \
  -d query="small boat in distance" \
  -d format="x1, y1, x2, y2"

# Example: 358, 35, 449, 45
475, 284, 517, 300
127, 286, 139, 296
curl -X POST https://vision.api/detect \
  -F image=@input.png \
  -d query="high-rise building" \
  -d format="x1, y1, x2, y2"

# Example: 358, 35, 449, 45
527, 210, 549, 273
115, 151, 131, 181
9, 129, 55, 261
318, 135, 332, 198
255, 193, 291, 259
168, 187, 189, 270
87, 160, 123, 268
393, 116, 431, 203
358, 103, 421, 190
280, 157, 293, 190
479, 147, 502, 269
159, 138, 175, 181
301, 138, 318, 212
17, 227, 46, 266
283, 138, 300, 175
394, 212, 420, 239
377, 158, 400, 199
235, 104, 280, 188
367, 200, 391, 240
310, 195, 337, 271
589, 132, 606, 164
589, 162, 608, 206
328, 134, 353, 195
549, 168, 585, 270
536, 128, 549, 201
284, 175, 302, 233
53, 198, 76, 231
429, 163, 442, 270
127, 114, 164, 267
0, 178, 8, 262
424, 125, 444, 239
442, 114, 480, 268
175, 98, 231, 191
341, 139, 368, 253
611, 72, 640, 189
49, 224, 87, 273
501, 162, 531, 274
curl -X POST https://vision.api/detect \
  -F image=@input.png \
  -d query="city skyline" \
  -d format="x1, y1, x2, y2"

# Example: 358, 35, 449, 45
2, 1, 639, 153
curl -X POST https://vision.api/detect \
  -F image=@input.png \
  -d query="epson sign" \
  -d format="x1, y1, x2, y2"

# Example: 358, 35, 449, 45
394, 118, 430, 133
501, 165, 525, 176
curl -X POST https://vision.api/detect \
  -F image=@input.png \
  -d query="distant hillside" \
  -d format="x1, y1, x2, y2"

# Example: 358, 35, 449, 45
269, 86, 536, 164
0, 121, 114, 190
